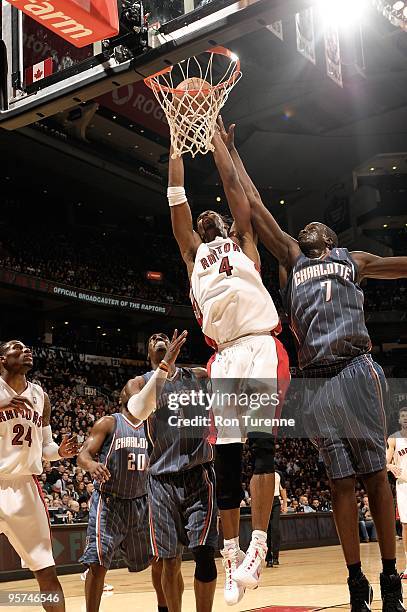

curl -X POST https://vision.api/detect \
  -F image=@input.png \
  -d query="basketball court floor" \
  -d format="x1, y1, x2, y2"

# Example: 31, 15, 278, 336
1, 542, 405, 611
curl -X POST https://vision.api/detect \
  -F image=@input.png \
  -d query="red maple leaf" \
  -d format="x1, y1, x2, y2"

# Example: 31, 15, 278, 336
34, 68, 43, 80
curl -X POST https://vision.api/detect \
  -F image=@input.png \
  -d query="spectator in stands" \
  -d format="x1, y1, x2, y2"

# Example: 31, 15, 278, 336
299, 495, 315, 513
241, 482, 251, 506
311, 499, 320, 512
359, 496, 377, 543
75, 499, 90, 523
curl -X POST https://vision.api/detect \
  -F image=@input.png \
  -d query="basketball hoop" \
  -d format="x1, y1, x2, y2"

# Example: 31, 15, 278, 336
144, 47, 241, 158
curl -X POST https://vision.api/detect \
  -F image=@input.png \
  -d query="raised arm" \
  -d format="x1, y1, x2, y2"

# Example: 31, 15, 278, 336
168, 149, 201, 277
217, 117, 300, 270
351, 252, 407, 282
211, 130, 253, 240
122, 330, 187, 421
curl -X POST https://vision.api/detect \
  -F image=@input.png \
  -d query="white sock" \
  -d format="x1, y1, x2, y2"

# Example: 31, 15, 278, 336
224, 537, 239, 550
251, 530, 267, 545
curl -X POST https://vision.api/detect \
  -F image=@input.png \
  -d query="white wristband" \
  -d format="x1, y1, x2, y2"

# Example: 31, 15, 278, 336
127, 368, 168, 421
167, 186, 187, 207
42, 425, 61, 462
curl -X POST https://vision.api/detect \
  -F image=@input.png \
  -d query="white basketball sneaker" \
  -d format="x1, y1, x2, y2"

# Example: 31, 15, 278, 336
232, 538, 267, 589
221, 546, 246, 605
80, 569, 113, 592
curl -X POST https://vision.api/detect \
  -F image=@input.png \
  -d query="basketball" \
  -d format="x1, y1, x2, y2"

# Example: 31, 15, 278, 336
173, 77, 211, 115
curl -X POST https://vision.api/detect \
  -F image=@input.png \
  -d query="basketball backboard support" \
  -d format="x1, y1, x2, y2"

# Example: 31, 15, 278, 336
0, 0, 314, 130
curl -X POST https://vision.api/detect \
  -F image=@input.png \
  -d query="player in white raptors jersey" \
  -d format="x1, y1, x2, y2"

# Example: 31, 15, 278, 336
0, 340, 78, 612
168, 128, 289, 602
387, 407, 407, 577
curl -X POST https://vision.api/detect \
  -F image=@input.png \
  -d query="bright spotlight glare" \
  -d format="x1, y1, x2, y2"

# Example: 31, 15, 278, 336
318, 0, 368, 27
393, 1, 405, 10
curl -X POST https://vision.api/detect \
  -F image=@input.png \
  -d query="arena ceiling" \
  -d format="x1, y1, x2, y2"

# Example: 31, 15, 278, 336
2, 2, 407, 215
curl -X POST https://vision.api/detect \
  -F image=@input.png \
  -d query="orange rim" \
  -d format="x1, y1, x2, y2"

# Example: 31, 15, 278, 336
144, 46, 241, 95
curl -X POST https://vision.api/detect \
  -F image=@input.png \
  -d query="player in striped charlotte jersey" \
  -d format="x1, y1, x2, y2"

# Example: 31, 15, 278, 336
216, 116, 407, 612
78, 404, 165, 612
122, 331, 218, 612
167, 126, 290, 601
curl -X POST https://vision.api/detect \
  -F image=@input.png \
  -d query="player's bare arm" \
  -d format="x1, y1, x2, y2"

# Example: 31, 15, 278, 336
77, 416, 115, 483
168, 148, 202, 277
211, 129, 259, 265
42, 392, 79, 459
386, 435, 401, 478
120, 376, 146, 407
351, 252, 407, 281
217, 117, 300, 272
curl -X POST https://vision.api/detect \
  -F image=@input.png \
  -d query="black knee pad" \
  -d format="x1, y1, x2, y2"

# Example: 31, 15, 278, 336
192, 546, 217, 583
214, 443, 245, 509
247, 433, 275, 474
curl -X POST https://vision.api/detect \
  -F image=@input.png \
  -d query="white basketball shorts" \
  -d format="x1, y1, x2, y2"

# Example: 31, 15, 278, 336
397, 481, 407, 524
207, 333, 290, 444
0, 475, 55, 571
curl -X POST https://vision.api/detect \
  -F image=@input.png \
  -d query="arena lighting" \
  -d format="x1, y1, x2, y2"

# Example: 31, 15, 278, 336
280, 199, 285, 204
374, 0, 407, 29
370, 167, 375, 171
393, 165, 398, 170
216, 196, 222, 202
383, 224, 389, 228
318, 0, 368, 27
146, 271, 163, 281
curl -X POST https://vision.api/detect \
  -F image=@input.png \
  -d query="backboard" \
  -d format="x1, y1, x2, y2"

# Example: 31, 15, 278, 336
0, 0, 314, 129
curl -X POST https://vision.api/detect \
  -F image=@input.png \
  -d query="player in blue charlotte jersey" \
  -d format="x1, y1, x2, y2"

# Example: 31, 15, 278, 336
122, 330, 218, 612
77, 404, 166, 612
217, 116, 407, 612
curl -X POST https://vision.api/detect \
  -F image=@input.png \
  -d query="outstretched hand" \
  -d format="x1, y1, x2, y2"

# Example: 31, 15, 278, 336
217, 115, 235, 152
58, 434, 79, 458
163, 329, 188, 367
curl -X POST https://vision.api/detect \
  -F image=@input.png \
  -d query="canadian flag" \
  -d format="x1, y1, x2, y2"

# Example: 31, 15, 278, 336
25, 58, 53, 86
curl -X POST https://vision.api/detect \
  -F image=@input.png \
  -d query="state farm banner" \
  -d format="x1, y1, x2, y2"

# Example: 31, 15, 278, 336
0, 268, 172, 316
7, 0, 119, 48
97, 81, 170, 138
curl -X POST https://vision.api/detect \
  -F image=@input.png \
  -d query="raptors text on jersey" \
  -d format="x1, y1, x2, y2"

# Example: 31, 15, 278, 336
190, 236, 279, 346
0, 380, 45, 477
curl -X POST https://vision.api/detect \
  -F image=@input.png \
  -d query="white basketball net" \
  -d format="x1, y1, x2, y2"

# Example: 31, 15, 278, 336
145, 48, 241, 158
